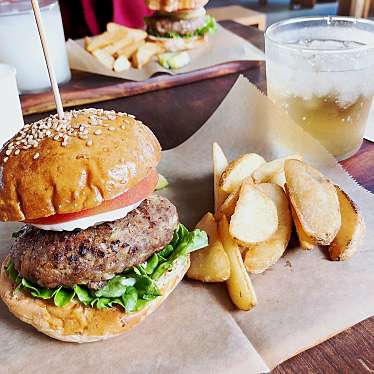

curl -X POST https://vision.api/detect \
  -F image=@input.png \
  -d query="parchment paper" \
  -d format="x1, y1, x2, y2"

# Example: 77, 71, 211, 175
66, 25, 265, 81
1, 76, 373, 373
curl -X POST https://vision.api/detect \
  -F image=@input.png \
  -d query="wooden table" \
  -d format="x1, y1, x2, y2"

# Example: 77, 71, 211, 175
24, 21, 374, 373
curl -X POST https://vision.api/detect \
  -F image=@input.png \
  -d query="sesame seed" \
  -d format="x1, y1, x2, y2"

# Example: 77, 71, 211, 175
3, 157, 8, 163
128, 114, 135, 118
94, 129, 102, 135
5, 150, 12, 156
15, 149, 20, 155
33, 153, 39, 160
121, 125, 126, 130
61, 142, 67, 147
86, 139, 93, 146
108, 127, 116, 131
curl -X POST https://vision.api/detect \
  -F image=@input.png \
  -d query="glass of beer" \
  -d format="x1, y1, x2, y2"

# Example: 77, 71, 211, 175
265, 17, 374, 160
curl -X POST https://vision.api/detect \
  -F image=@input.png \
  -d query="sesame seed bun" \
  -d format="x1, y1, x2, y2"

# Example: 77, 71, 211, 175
145, 0, 209, 12
0, 109, 161, 222
0, 255, 189, 343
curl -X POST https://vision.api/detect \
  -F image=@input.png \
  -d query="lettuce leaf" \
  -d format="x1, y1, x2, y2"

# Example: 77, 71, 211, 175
146, 15, 217, 40
6, 224, 207, 313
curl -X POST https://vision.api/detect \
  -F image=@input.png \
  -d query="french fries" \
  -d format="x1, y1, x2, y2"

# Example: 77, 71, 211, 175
230, 180, 278, 245
113, 56, 131, 72
329, 186, 365, 261
285, 159, 341, 245
219, 153, 264, 193
216, 186, 240, 219
117, 40, 145, 59
132, 43, 164, 69
86, 29, 127, 52
213, 143, 229, 213
84, 23, 157, 71
189, 142, 364, 311
244, 183, 292, 273
92, 49, 115, 70
187, 213, 230, 282
219, 215, 257, 310
252, 155, 302, 184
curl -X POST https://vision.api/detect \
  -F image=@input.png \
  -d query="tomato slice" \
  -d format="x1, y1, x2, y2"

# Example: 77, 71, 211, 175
27, 169, 158, 225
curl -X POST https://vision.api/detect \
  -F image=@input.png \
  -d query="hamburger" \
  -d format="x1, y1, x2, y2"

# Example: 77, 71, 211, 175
0, 108, 207, 343
144, 0, 217, 51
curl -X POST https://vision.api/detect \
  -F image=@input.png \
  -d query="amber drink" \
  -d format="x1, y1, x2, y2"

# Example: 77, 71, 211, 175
265, 17, 374, 160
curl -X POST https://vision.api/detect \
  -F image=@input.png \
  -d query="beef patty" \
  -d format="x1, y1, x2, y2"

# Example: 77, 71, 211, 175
147, 15, 206, 36
10, 195, 178, 289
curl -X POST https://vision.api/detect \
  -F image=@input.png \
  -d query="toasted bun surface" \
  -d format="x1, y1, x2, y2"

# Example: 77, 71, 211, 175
0, 255, 189, 343
148, 34, 206, 51
0, 109, 161, 221
145, 0, 209, 12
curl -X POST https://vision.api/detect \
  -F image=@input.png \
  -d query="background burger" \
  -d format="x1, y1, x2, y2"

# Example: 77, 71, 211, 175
144, 0, 217, 51
0, 108, 207, 343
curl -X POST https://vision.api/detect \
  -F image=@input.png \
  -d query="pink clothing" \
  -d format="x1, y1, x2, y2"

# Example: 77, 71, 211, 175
82, 0, 152, 35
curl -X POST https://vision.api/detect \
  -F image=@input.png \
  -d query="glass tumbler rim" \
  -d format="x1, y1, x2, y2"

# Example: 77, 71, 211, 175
265, 16, 374, 54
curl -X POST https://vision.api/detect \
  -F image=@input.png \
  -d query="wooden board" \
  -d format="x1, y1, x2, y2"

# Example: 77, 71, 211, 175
20, 22, 261, 116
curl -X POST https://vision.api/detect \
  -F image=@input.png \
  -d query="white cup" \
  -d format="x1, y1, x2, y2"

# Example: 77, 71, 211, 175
0, 64, 24, 147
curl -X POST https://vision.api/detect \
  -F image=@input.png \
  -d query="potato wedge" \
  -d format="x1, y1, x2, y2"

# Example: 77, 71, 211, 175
270, 171, 286, 188
116, 39, 146, 59
213, 142, 229, 213
113, 56, 131, 72
244, 183, 292, 273
284, 184, 315, 249
230, 180, 278, 245
219, 215, 257, 310
252, 154, 302, 184
86, 29, 127, 52
285, 159, 341, 245
187, 213, 230, 282
220, 153, 265, 193
92, 49, 115, 69
329, 186, 365, 261
132, 42, 163, 69
216, 186, 240, 220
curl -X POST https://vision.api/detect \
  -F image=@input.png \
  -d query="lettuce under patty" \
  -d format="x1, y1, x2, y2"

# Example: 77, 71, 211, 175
146, 15, 217, 39
6, 224, 207, 312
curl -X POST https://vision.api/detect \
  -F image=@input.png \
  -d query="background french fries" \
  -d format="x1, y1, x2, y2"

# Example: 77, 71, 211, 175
187, 213, 230, 282
92, 49, 114, 69
213, 143, 229, 213
230, 180, 278, 245
329, 186, 365, 261
219, 215, 257, 311
132, 43, 164, 69
219, 153, 264, 193
285, 159, 341, 245
244, 183, 292, 273
85, 23, 157, 71
117, 40, 146, 59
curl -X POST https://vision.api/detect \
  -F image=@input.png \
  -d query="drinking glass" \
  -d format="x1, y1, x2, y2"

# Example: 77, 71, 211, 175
265, 17, 374, 160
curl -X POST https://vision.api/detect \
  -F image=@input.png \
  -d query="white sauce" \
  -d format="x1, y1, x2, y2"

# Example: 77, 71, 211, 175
31, 200, 143, 231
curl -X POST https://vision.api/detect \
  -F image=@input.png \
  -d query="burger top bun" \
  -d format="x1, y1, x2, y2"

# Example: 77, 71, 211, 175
0, 109, 161, 222
145, 0, 209, 12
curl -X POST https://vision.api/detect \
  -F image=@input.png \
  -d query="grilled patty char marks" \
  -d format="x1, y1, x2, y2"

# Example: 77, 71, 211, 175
148, 15, 206, 36
10, 195, 178, 289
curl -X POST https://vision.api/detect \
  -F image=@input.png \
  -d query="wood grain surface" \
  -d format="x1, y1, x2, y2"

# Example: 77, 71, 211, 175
23, 21, 374, 373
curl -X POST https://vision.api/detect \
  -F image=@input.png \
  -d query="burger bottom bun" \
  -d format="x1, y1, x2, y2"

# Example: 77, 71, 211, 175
148, 34, 206, 52
0, 255, 189, 343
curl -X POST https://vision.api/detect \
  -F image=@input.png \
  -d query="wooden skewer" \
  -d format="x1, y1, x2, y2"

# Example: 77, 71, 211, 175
31, 0, 64, 119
